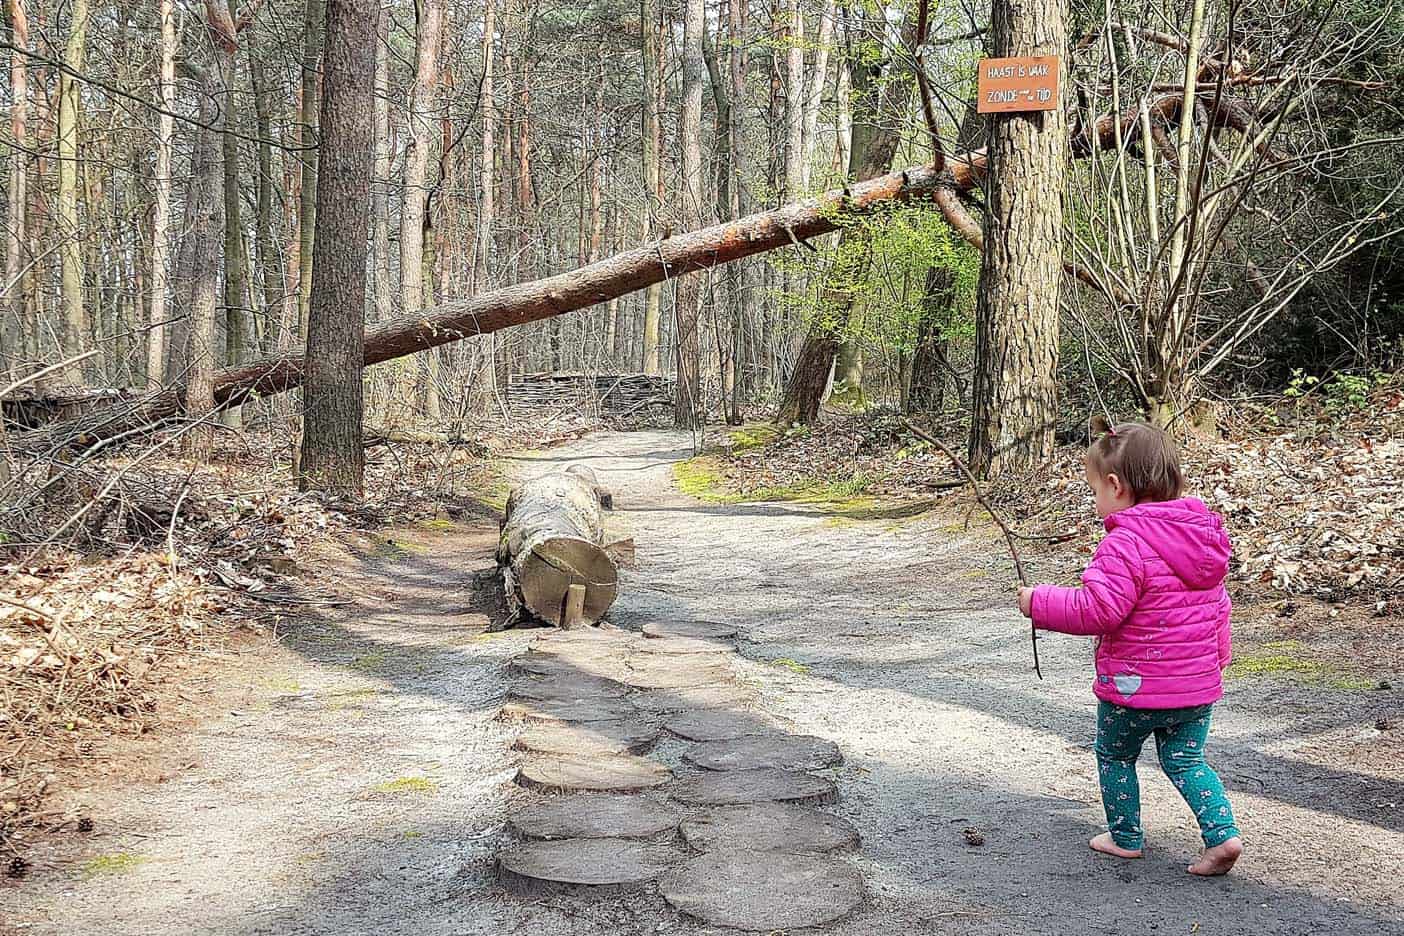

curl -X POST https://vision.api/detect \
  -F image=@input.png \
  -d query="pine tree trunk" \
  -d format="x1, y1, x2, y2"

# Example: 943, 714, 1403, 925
252, 31, 279, 353
5, 0, 30, 382
725, 0, 747, 422
968, 0, 1067, 475
674, 0, 705, 429
402, 0, 443, 410
57, 0, 88, 386
216, 20, 247, 429
299, 0, 375, 495
297, 0, 324, 333
476, 0, 498, 396
799, 0, 834, 191
185, 76, 226, 461
371, 10, 391, 320
908, 265, 956, 413
640, 0, 662, 376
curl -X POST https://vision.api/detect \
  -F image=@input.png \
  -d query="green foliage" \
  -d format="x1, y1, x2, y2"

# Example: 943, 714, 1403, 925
775, 204, 980, 357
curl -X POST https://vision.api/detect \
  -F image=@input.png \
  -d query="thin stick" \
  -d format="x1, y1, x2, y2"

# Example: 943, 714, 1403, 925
902, 419, 1042, 679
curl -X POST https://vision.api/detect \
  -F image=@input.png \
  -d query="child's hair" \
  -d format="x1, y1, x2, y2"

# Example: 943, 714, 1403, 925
1087, 419, 1184, 503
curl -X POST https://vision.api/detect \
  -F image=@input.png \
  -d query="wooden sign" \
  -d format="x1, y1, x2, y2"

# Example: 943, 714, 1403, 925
977, 56, 1060, 114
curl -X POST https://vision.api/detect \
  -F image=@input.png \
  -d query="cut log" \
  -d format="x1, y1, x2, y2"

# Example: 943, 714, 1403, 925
511, 721, 660, 757
683, 735, 843, 772
671, 768, 838, 807
498, 465, 618, 627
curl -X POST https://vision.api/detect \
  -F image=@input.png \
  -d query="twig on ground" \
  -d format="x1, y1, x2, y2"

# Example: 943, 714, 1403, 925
901, 418, 1043, 680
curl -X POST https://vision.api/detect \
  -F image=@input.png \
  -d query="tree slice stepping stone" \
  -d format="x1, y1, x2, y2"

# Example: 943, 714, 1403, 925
617, 659, 728, 690
684, 734, 842, 772
511, 652, 623, 682
671, 768, 837, 807
631, 685, 757, 714
512, 721, 659, 757
515, 753, 671, 793
498, 838, 681, 895
632, 636, 731, 657
509, 795, 680, 840
499, 697, 640, 724
508, 675, 629, 703
660, 849, 864, 930
665, 709, 778, 742
679, 802, 860, 854
642, 621, 738, 641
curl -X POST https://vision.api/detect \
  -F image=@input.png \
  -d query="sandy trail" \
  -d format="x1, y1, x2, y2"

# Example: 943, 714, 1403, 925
8, 429, 1401, 935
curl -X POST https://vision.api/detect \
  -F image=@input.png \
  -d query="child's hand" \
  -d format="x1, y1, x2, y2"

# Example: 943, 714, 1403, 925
1018, 587, 1034, 618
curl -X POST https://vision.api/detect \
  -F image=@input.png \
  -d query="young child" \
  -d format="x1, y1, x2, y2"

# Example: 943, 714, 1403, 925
1017, 421, 1243, 876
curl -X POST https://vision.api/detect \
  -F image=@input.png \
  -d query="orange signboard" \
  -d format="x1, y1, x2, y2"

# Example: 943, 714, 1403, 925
977, 55, 1060, 114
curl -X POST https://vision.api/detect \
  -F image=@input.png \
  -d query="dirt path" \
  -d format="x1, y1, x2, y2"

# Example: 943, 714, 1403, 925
8, 429, 1402, 934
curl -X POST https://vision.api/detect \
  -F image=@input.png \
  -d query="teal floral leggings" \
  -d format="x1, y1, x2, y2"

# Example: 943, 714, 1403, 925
1096, 701, 1240, 850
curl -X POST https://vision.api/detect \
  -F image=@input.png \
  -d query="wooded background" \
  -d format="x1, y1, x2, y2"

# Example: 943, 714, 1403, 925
2, 0, 1400, 484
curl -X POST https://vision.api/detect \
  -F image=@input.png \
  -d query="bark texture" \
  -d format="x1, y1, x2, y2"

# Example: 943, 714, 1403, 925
968, 0, 1068, 476
298, 0, 375, 495
497, 466, 617, 627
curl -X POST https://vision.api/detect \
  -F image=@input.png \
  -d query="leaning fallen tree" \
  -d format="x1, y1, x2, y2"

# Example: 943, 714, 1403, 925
10, 159, 978, 456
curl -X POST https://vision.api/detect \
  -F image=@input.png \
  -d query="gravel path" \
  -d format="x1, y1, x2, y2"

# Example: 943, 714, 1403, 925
8, 429, 1401, 935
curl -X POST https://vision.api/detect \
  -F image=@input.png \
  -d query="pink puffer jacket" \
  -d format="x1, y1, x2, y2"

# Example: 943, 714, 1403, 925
1031, 497, 1233, 709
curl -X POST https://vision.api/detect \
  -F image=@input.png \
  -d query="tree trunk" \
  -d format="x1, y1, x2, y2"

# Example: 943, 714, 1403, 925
908, 265, 957, 413
57, 0, 88, 386
5, 0, 30, 382
639, 0, 662, 376
13, 160, 971, 453
674, 0, 704, 429
297, 0, 324, 333
497, 466, 618, 627
371, 9, 391, 320
775, 10, 916, 425
298, 0, 375, 495
213, 8, 247, 429
783, 0, 804, 199
799, 0, 835, 191
968, 0, 1068, 476
185, 76, 226, 461
402, 0, 442, 411
476, 0, 498, 396
251, 32, 279, 354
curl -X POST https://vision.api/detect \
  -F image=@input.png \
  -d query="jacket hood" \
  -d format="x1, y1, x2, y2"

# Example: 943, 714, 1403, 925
1105, 497, 1230, 589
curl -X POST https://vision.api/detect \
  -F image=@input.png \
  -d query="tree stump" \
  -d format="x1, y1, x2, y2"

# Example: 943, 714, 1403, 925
631, 686, 758, 715
659, 849, 864, 929
498, 697, 640, 724
498, 466, 618, 626
508, 675, 630, 703
509, 795, 680, 841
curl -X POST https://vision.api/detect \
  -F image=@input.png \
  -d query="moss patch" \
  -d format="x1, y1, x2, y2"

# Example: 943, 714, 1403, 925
371, 776, 439, 796
727, 424, 781, 454
349, 650, 395, 674
80, 853, 148, 879
416, 518, 457, 532
769, 657, 812, 675
1228, 641, 1375, 690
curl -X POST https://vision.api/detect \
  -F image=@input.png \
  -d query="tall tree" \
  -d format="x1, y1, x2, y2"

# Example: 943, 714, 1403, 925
639, 0, 662, 375
184, 72, 226, 461
56, 0, 88, 385
371, 8, 391, 320
297, 0, 325, 331
800, 0, 836, 190
401, 0, 444, 411
675, 0, 705, 427
251, 30, 279, 352
476, 0, 500, 391
300, 0, 376, 494
5, 0, 30, 380
967, 0, 1067, 475
783, 0, 804, 199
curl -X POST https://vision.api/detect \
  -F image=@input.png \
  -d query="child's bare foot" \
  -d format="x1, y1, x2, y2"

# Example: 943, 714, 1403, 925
1089, 832, 1143, 859
1188, 837, 1243, 876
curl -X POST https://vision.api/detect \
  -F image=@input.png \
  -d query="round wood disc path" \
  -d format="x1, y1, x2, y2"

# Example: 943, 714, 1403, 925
498, 838, 683, 895
510, 795, 681, 841
659, 849, 865, 929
